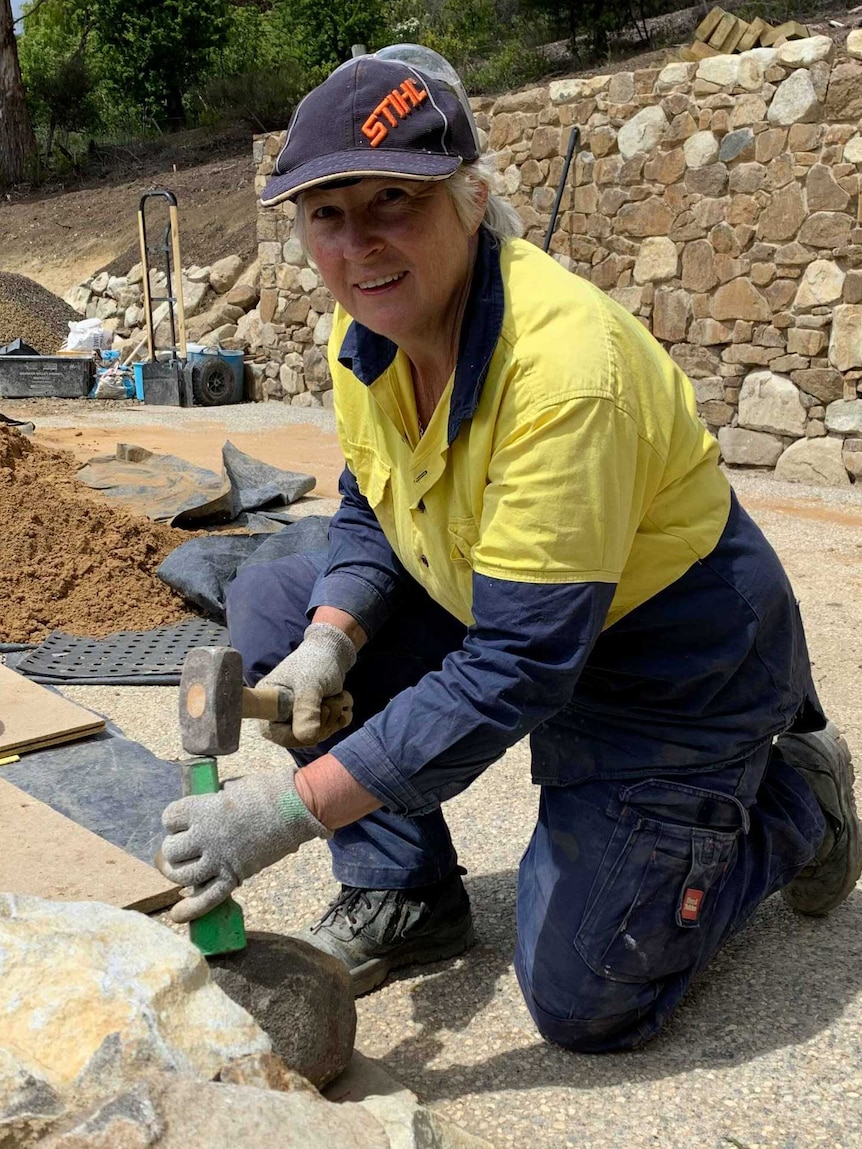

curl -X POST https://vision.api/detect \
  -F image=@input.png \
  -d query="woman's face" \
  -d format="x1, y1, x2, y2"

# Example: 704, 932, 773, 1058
301, 178, 481, 350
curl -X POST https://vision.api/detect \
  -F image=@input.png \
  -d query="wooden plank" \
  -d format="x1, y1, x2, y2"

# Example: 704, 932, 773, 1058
0, 778, 178, 913
694, 6, 726, 41
737, 16, 767, 51
708, 11, 738, 47
0, 665, 105, 756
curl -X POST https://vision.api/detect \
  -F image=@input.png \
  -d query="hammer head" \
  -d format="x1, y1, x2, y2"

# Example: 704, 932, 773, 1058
179, 646, 244, 756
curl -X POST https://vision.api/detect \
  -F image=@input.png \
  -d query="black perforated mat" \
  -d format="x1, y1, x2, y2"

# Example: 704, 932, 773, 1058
10, 617, 229, 684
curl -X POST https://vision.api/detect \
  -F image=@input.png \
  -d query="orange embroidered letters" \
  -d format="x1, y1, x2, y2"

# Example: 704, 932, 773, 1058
361, 79, 428, 147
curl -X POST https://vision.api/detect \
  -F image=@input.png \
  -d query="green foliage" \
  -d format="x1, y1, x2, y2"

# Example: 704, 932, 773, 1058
387, 0, 552, 94
18, 0, 98, 152
91, 0, 233, 128
521, 0, 664, 59
192, 61, 306, 131
273, 0, 388, 73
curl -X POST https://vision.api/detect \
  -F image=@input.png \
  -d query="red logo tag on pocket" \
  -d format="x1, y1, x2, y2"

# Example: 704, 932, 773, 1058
681, 887, 704, 922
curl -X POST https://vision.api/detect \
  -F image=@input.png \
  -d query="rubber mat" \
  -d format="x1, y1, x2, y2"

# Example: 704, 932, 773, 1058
11, 617, 230, 685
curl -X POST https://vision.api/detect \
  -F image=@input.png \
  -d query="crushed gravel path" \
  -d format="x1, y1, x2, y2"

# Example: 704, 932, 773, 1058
50, 456, 862, 1149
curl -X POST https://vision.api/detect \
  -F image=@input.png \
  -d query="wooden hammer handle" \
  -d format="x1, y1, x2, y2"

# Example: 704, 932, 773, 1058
241, 685, 293, 723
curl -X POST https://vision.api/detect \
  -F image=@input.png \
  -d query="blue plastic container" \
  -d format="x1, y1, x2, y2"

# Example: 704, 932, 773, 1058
132, 362, 145, 400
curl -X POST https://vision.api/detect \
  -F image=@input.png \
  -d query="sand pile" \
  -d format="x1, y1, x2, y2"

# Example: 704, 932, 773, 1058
0, 426, 195, 643
0, 272, 80, 353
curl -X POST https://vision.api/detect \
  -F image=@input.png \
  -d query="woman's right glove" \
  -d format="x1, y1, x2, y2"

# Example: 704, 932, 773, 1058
258, 621, 356, 747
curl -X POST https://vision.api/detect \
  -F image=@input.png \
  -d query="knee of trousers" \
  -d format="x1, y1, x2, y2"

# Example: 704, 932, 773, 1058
225, 559, 313, 684
514, 942, 659, 1054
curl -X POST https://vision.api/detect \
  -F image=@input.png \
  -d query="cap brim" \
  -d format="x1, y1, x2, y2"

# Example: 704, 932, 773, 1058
260, 149, 462, 207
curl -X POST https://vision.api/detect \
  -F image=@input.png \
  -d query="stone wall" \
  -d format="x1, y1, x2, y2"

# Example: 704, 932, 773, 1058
251, 34, 862, 483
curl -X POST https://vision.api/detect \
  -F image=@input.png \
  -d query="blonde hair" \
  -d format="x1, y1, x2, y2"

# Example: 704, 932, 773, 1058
292, 157, 524, 252
444, 157, 524, 244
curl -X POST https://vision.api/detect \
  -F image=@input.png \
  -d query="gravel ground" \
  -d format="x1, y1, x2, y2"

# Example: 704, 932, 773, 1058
50, 458, 862, 1149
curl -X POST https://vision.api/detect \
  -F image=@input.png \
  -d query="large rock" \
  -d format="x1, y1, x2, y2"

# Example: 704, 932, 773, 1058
825, 61, 862, 120
718, 426, 784, 466
710, 279, 769, 322
843, 437, 862, 477
683, 131, 719, 169
756, 182, 807, 242
226, 283, 259, 311
652, 287, 690, 342
615, 197, 674, 236
36, 1074, 389, 1149
695, 55, 740, 87
681, 239, 717, 293
632, 236, 678, 283
767, 69, 821, 126
738, 370, 806, 436
805, 165, 850, 211
774, 437, 851, 486
825, 399, 862, 434
798, 211, 852, 249
848, 30, 862, 60
795, 260, 845, 308
209, 255, 245, 294
64, 285, 92, 314
186, 302, 244, 342
179, 278, 210, 319
828, 305, 862, 371
777, 36, 835, 66
791, 368, 844, 404
0, 1047, 66, 1147
0, 895, 270, 1110
617, 106, 668, 161
209, 934, 355, 1089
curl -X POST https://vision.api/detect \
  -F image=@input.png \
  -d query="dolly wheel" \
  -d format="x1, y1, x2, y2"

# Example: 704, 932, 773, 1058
192, 358, 234, 406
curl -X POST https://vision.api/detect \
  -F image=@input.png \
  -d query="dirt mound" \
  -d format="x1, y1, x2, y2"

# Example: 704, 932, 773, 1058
0, 272, 80, 354
0, 426, 195, 643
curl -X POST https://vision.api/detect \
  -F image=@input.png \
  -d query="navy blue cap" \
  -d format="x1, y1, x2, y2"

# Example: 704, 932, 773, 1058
260, 56, 480, 206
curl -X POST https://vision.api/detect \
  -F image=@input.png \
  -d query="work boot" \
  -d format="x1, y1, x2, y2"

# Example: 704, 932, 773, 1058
779, 721, 862, 916
296, 867, 475, 995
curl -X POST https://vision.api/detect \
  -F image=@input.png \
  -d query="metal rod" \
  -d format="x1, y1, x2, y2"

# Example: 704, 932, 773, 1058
543, 126, 580, 254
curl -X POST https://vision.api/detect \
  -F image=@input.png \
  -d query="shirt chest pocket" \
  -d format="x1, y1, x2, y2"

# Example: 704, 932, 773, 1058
351, 447, 391, 512
448, 516, 480, 569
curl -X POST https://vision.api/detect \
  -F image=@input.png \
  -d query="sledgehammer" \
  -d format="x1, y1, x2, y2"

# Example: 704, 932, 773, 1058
177, 645, 290, 958
175, 646, 352, 957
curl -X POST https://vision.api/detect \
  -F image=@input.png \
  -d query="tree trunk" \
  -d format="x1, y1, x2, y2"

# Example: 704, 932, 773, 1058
0, 0, 37, 185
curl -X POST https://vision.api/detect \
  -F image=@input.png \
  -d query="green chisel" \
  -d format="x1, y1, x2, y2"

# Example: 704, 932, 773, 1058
181, 757, 247, 957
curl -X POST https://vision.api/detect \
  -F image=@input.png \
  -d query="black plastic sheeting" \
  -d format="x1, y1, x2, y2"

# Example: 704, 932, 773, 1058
2, 716, 183, 865
77, 440, 316, 527
158, 514, 331, 621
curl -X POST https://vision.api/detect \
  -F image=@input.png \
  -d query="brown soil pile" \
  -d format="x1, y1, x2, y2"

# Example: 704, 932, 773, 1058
0, 426, 195, 643
0, 272, 80, 353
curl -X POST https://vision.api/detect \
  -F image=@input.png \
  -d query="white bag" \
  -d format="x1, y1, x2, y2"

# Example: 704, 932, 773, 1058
63, 317, 113, 352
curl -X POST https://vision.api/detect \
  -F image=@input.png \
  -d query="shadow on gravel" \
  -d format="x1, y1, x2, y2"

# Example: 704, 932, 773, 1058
381, 872, 862, 1099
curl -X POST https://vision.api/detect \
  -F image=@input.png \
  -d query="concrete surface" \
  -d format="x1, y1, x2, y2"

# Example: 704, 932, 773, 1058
20, 402, 862, 1149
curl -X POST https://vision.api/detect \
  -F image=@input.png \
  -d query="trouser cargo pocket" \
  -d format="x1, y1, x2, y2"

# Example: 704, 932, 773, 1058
574, 779, 748, 985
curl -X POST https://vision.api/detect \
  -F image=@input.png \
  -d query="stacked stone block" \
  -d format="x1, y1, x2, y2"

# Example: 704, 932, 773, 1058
253, 34, 862, 482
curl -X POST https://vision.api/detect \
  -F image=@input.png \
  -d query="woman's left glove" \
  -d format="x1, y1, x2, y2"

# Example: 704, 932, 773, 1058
156, 765, 331, 924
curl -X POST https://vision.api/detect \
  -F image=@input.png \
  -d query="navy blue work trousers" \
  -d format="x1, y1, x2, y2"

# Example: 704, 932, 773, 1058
226, 551, 825, 1052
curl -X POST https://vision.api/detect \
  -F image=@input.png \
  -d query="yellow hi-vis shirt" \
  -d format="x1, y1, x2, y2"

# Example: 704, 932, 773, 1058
327, 237, 731, 629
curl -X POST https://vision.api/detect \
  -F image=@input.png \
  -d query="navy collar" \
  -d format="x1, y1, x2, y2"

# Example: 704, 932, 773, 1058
336, 227, 505, 445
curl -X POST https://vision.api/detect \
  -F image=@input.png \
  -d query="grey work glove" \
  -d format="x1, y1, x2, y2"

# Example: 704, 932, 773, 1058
259, 621, 357, 748
156, 765, 330, 923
